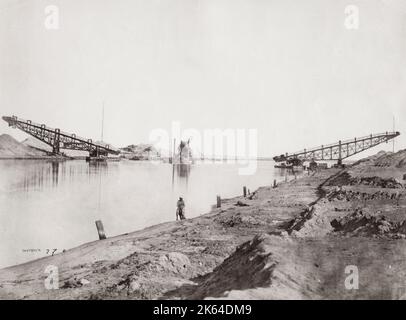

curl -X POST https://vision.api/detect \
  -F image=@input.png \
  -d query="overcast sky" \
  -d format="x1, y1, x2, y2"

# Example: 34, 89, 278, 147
0, 0, 405, 157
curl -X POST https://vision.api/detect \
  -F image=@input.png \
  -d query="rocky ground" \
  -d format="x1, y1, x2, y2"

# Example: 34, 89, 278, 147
1, 150, 406, 299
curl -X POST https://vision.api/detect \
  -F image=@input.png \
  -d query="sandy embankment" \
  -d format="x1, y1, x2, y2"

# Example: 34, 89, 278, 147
0, 134, 66, 159
1, 150, 406, 299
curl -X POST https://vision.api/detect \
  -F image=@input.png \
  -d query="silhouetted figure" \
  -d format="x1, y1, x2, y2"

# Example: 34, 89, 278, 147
176, 197, 186, 220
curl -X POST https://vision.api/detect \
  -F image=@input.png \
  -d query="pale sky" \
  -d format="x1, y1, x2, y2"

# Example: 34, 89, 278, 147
0, 0, 405, 157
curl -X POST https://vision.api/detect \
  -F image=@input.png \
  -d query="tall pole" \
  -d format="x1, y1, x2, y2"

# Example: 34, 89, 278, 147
173, 138, 176, 162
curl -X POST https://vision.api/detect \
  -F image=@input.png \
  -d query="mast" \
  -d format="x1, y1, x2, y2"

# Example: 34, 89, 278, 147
173, 138, 176, 163
101, 101, 105, 142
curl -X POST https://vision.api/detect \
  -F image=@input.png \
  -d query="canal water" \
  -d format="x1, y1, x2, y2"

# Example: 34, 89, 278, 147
0, 159, 296, 268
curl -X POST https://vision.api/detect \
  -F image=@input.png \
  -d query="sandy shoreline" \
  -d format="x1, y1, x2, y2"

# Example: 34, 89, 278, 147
1, 150, 406, 299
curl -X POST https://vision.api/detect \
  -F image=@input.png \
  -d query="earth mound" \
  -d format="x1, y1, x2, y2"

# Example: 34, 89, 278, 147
373, 149, 406, 168
0, 134, 47, 158
331, 208, 406, 238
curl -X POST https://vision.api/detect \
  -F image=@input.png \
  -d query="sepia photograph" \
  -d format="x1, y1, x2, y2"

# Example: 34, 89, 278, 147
0, 0, 406, 308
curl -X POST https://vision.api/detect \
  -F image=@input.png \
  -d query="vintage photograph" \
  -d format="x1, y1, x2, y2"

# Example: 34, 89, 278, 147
0, 0, 405, 302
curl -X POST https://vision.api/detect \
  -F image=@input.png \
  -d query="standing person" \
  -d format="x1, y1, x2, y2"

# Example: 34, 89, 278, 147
176, 197, 186, 220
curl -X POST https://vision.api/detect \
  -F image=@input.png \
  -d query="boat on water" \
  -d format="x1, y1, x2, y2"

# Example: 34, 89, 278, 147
106, 156, 121, 162
274, 157, 303, 169
171, 139, 194, 165
86, 156, 105, 162
85, 155, 121, 162
274, 162, 294, 169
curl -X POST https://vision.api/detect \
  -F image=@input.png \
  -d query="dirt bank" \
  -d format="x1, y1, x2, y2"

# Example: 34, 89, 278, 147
0, 134, 48, 158
0, 134, 64, 159
1, 150, 406, 299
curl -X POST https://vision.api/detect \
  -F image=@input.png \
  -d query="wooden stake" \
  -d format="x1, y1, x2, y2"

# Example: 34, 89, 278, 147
95, 220, 106, 240
273, 179, 277, 188
243, 186, 247, 197
216, 195, 221, 208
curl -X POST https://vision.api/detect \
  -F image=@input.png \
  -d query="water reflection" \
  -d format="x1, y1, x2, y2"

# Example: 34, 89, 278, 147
87, 161, 108, 175
14, 160, 301, 195
19, 160, 65, 192
171, 164, 191, 188
175, 164, 191, 178
51, 161, 59, 186
13, 160, 110, 193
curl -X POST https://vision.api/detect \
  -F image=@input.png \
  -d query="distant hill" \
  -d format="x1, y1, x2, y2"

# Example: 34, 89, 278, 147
0, 134, 48, 158
120, 144, 160, 160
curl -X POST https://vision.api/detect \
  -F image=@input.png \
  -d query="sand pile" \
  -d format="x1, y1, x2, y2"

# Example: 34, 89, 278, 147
327, 188, 402, 202
0, 134, 47, 158
328, 171, 403, 188
80, 250, 199, 299
350, 176, 403, 188
169, 233, 326, 300
373, 149, 406, 168
180, 234, 277, 299
331, 208, 406, 238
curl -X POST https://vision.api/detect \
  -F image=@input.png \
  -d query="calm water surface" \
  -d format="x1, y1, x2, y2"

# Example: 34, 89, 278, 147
0, 159, 296, 268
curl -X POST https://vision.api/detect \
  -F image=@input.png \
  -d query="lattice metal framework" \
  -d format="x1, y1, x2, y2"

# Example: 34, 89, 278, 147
273, 132, 400, 165
2, 115, 119, 156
